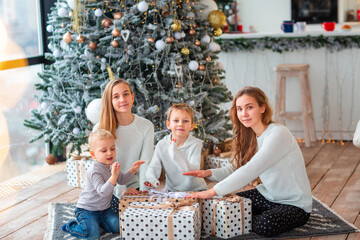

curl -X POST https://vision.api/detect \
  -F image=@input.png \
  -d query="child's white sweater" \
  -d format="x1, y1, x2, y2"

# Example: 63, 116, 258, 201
146, 134, 207, 192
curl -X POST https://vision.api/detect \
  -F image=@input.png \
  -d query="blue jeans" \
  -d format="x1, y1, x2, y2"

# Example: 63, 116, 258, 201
62, 207, 119, 240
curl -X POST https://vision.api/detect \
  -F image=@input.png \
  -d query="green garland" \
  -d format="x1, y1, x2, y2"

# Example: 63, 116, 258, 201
215, 35, 360, 53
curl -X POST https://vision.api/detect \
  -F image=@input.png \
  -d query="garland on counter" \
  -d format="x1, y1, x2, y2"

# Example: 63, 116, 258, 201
216, 35, 360, 53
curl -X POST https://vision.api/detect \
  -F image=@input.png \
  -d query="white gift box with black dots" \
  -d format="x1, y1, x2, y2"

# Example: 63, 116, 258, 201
205, 155, 231, 169
202, 197, 252, 239
66, 158, 94, 188
120, 201, 201, 240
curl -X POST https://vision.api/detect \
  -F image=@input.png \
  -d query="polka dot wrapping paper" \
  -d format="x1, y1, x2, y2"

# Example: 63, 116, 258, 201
118, 192, 200, 216
66, 158, 94, 188
205, 155, 231, 169
202, 196, 252, 239
120, 201, 201, 240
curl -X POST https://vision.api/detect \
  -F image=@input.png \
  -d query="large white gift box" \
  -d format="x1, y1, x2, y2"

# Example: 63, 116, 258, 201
205, 154, 231, 169
120, 200, 201, 240
66, 155, 93, 188
202, 195, 252, 239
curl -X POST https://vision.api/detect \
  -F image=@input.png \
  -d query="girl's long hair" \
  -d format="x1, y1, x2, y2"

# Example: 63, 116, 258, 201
229, 86, 274, 169
99, 78, 133, 139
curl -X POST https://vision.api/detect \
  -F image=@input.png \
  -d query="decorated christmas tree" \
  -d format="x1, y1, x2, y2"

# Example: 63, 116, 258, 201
24, 0, 232, 155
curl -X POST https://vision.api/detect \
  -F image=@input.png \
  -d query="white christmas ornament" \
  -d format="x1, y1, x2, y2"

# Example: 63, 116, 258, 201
74, 106, 82, 114
209, 42, 220, 51
137, 1, 149, 12
85, 129, 91, 136
174, 32, 182, 40
187, 12, 195, 18
58, 7, 68, 17
67, 0, 75, 9
53, 49, 61, 58
197, 0, 218, 20
155, 40, 166, 50
73, 127, 80, 135
46, 25, 54, 33
201, 35, 211, 43
101, 58, 107, 63
188, 61, 199, 71
41, 102, 48, 111
85, 98, 102, 124
94, 9, 103, 17
181, 32, 186, 38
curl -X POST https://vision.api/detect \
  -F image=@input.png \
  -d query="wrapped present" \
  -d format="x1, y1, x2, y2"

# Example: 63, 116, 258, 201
118, 187, 197, 215
205, 154, 231, 169
202, 195, 252, 239
120, 199, 201, 240
66, 153, 93, 188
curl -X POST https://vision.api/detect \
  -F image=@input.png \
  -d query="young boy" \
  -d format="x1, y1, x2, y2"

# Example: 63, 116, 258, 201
62, 129, 144, 239
145, 103, 207, 192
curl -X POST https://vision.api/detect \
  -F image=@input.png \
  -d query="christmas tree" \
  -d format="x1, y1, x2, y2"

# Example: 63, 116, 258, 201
24, 0, 233, 155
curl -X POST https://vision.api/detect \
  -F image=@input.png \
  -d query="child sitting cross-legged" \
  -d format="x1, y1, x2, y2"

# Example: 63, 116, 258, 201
62, 129, 144, 240
145, 103, 207, 192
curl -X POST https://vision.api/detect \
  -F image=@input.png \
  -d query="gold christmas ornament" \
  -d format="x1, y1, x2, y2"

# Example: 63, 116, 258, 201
111, 40, 119, 48
207, 10, 226, 28
77, 35, 85, 43
166, 36, 174, 43
199, 64, 205, 71
213, 27, 223, 37
113, 12, 123, 20
61, 22, 65, 28
180, 47, 190, 55
192, 23, 198, 28
101, 18, 112, 28
212, 76, 220, 85
63, 32, 73, 43
112, 28, 120, 37
171, 21, 181, 32
89, 42, 97, 50
189, 29, 195, 36
206, 56, 212, 62
147, 37, 155, 43
195, 40, 200, 46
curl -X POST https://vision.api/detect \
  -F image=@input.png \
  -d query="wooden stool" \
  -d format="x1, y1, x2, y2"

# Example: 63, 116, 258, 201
274, 64, 316, 147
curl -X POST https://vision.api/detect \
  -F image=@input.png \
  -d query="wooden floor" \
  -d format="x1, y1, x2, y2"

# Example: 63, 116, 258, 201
0, 142, 359, 240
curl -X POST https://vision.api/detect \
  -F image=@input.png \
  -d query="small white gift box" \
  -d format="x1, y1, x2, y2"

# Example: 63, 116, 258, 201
205, 154, 231, 169
202, 195, 252, 239
120, 200, 201, 240
66, 154, 93, 188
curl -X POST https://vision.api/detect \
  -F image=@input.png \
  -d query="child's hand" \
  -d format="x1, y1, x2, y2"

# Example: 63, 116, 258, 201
111, 162, 121, 177
109, 162, 120, 186
144, 181, 154, 188
129, 160, 145, 175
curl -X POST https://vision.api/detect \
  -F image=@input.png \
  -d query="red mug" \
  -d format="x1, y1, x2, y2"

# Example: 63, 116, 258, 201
322, 22, 335, 31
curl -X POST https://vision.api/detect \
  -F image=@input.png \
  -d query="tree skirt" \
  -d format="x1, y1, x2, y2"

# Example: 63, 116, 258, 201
44, 197, 358, 240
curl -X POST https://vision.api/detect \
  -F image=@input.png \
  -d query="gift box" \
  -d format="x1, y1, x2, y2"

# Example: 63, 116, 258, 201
66, 154, 93, 188
120, 199, 201, 240
205, 154, 231, 169
202, 195, 252, 239
118, 188, 197, 216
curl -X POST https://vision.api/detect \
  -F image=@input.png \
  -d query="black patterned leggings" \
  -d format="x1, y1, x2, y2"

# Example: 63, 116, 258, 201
236, 189, 310, 237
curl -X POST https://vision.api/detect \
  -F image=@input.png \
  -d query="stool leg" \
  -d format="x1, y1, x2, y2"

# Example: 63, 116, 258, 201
299, 72, 312, 147
275, 73, 286, 124
304, 72, 317, 142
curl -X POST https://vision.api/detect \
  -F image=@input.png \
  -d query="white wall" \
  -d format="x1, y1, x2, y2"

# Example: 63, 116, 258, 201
219, 47, 360, 140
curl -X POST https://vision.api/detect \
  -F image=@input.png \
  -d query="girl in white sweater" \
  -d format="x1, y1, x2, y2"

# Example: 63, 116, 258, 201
94, 79, 154, 213
184, 86, 312, 237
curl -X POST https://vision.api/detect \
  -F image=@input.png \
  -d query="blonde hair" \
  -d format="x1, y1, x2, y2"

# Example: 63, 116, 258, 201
99, 79, 134, 139
228, 86, 274, 169
166, 103, 195, 123
88, 129, 114, 149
